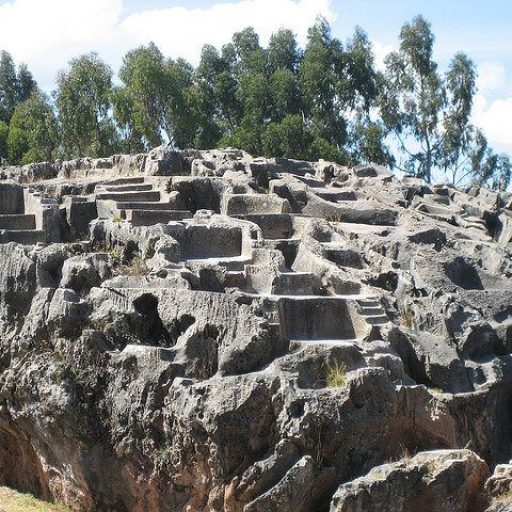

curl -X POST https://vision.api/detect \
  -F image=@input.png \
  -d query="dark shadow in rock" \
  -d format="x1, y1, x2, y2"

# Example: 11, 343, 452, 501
133, 293, 174, 347
444, 257, 483, 290
168, 314, 196, 341
366, 270, 399, 292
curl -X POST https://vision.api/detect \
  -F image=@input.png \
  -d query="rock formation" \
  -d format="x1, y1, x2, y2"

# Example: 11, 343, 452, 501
1, 145, 512, 511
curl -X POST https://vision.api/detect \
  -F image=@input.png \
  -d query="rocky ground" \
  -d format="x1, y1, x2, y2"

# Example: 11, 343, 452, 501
1, 146, 512, 511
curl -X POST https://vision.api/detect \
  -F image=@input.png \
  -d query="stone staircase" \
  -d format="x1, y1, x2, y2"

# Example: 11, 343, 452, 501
355, 297, 389, 327
96, 177, 193, 226
0, 182, 48, 244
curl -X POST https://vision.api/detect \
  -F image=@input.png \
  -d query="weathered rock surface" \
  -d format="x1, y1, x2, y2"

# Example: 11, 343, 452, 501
330, 449, 489, 512
1, 146, 512, 511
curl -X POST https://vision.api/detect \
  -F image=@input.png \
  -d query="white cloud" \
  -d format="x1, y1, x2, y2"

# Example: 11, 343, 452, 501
371, 40, 394, 71
0, 0, 124, 87
0, 0, 333, 90
476, 61, 507, 94
120, 0, 333, 62
473, 93, 512, 154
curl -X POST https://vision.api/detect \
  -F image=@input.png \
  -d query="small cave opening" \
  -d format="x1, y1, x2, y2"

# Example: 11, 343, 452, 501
132, 294, 174, 347
0, 426, 49, 500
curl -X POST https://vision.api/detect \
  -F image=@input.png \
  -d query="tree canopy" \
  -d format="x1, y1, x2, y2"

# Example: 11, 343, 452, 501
0, 16, 509, 191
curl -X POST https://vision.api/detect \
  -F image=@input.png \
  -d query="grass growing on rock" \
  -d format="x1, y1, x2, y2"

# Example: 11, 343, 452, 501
123, 254, 147, 275
325, 362, 347, 388
0, 487, 71, 512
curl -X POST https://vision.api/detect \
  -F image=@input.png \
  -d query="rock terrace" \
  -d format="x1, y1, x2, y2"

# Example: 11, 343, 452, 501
1, 146, 512, 511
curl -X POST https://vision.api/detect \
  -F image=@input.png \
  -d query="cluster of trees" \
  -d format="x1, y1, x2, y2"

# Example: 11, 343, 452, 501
0, 15, 509, 189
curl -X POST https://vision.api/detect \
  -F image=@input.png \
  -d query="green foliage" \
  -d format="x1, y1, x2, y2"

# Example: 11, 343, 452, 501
0, 120, 8, 163
16, 63, 37, 104
379, 16, 484, 184
55, 52, 117, 158
1, 18, 509, 191
111, 85, 145, 154
7, 90, 59, 164
262, 114, 311, 160
0, 51, 36, 125
301, 17, 347, 147
351, 119, 394, 167
268, 29, 300, 73
164, 58, 200, 148
116, 42, 168, 149
0, 51, 19, 123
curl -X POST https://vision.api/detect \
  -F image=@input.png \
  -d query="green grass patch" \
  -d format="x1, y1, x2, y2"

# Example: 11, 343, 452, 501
0, 487, 70, 512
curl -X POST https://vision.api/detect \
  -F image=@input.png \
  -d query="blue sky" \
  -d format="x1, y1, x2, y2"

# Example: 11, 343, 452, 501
0, 0, 511, 153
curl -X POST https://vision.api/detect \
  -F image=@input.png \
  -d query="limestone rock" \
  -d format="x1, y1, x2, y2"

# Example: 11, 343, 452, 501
1, 147, 512, 511
330, 450, 489, 512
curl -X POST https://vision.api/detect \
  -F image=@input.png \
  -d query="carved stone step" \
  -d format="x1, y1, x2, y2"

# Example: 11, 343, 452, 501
0, 214, 36, 230
103, 176, 145, 186
237, 213, 293, 240
102, 183, 153, 192
0, 229, 46, 244
96, 190, 161, 202
115, 201, 185, 211
125, 209, 192, 226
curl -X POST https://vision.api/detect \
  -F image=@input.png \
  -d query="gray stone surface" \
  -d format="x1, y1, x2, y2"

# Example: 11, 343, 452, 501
1, 147, 512, 511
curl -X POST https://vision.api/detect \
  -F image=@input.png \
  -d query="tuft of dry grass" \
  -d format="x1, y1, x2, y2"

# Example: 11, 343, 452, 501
325, 362, 347, 388
117, 253, 147, 276
124, 255, 147, 275
401, 307, 415, 329
0, 487, 70, 512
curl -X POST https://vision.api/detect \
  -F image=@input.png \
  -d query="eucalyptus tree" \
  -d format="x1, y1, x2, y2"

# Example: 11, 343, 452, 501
380, 16, 478, 183
459, 129, 512, 191
111, 86, 145, 153
195, 43, 239, 145
267, 29, 302, 123
116, 43, 169, 149
0, 51, 36, 124
0, 51, 19, 123
343, 27, 391, 165
16, 63, 36, 104
0, 121, 8, 163
55, 52, 117, 158
267, 28, 301, 74
216, 27, 270, 153
300, 17, 346, 160
300, 19, 385, 164
7, 89, 59, 164
164, 57, 200, 148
